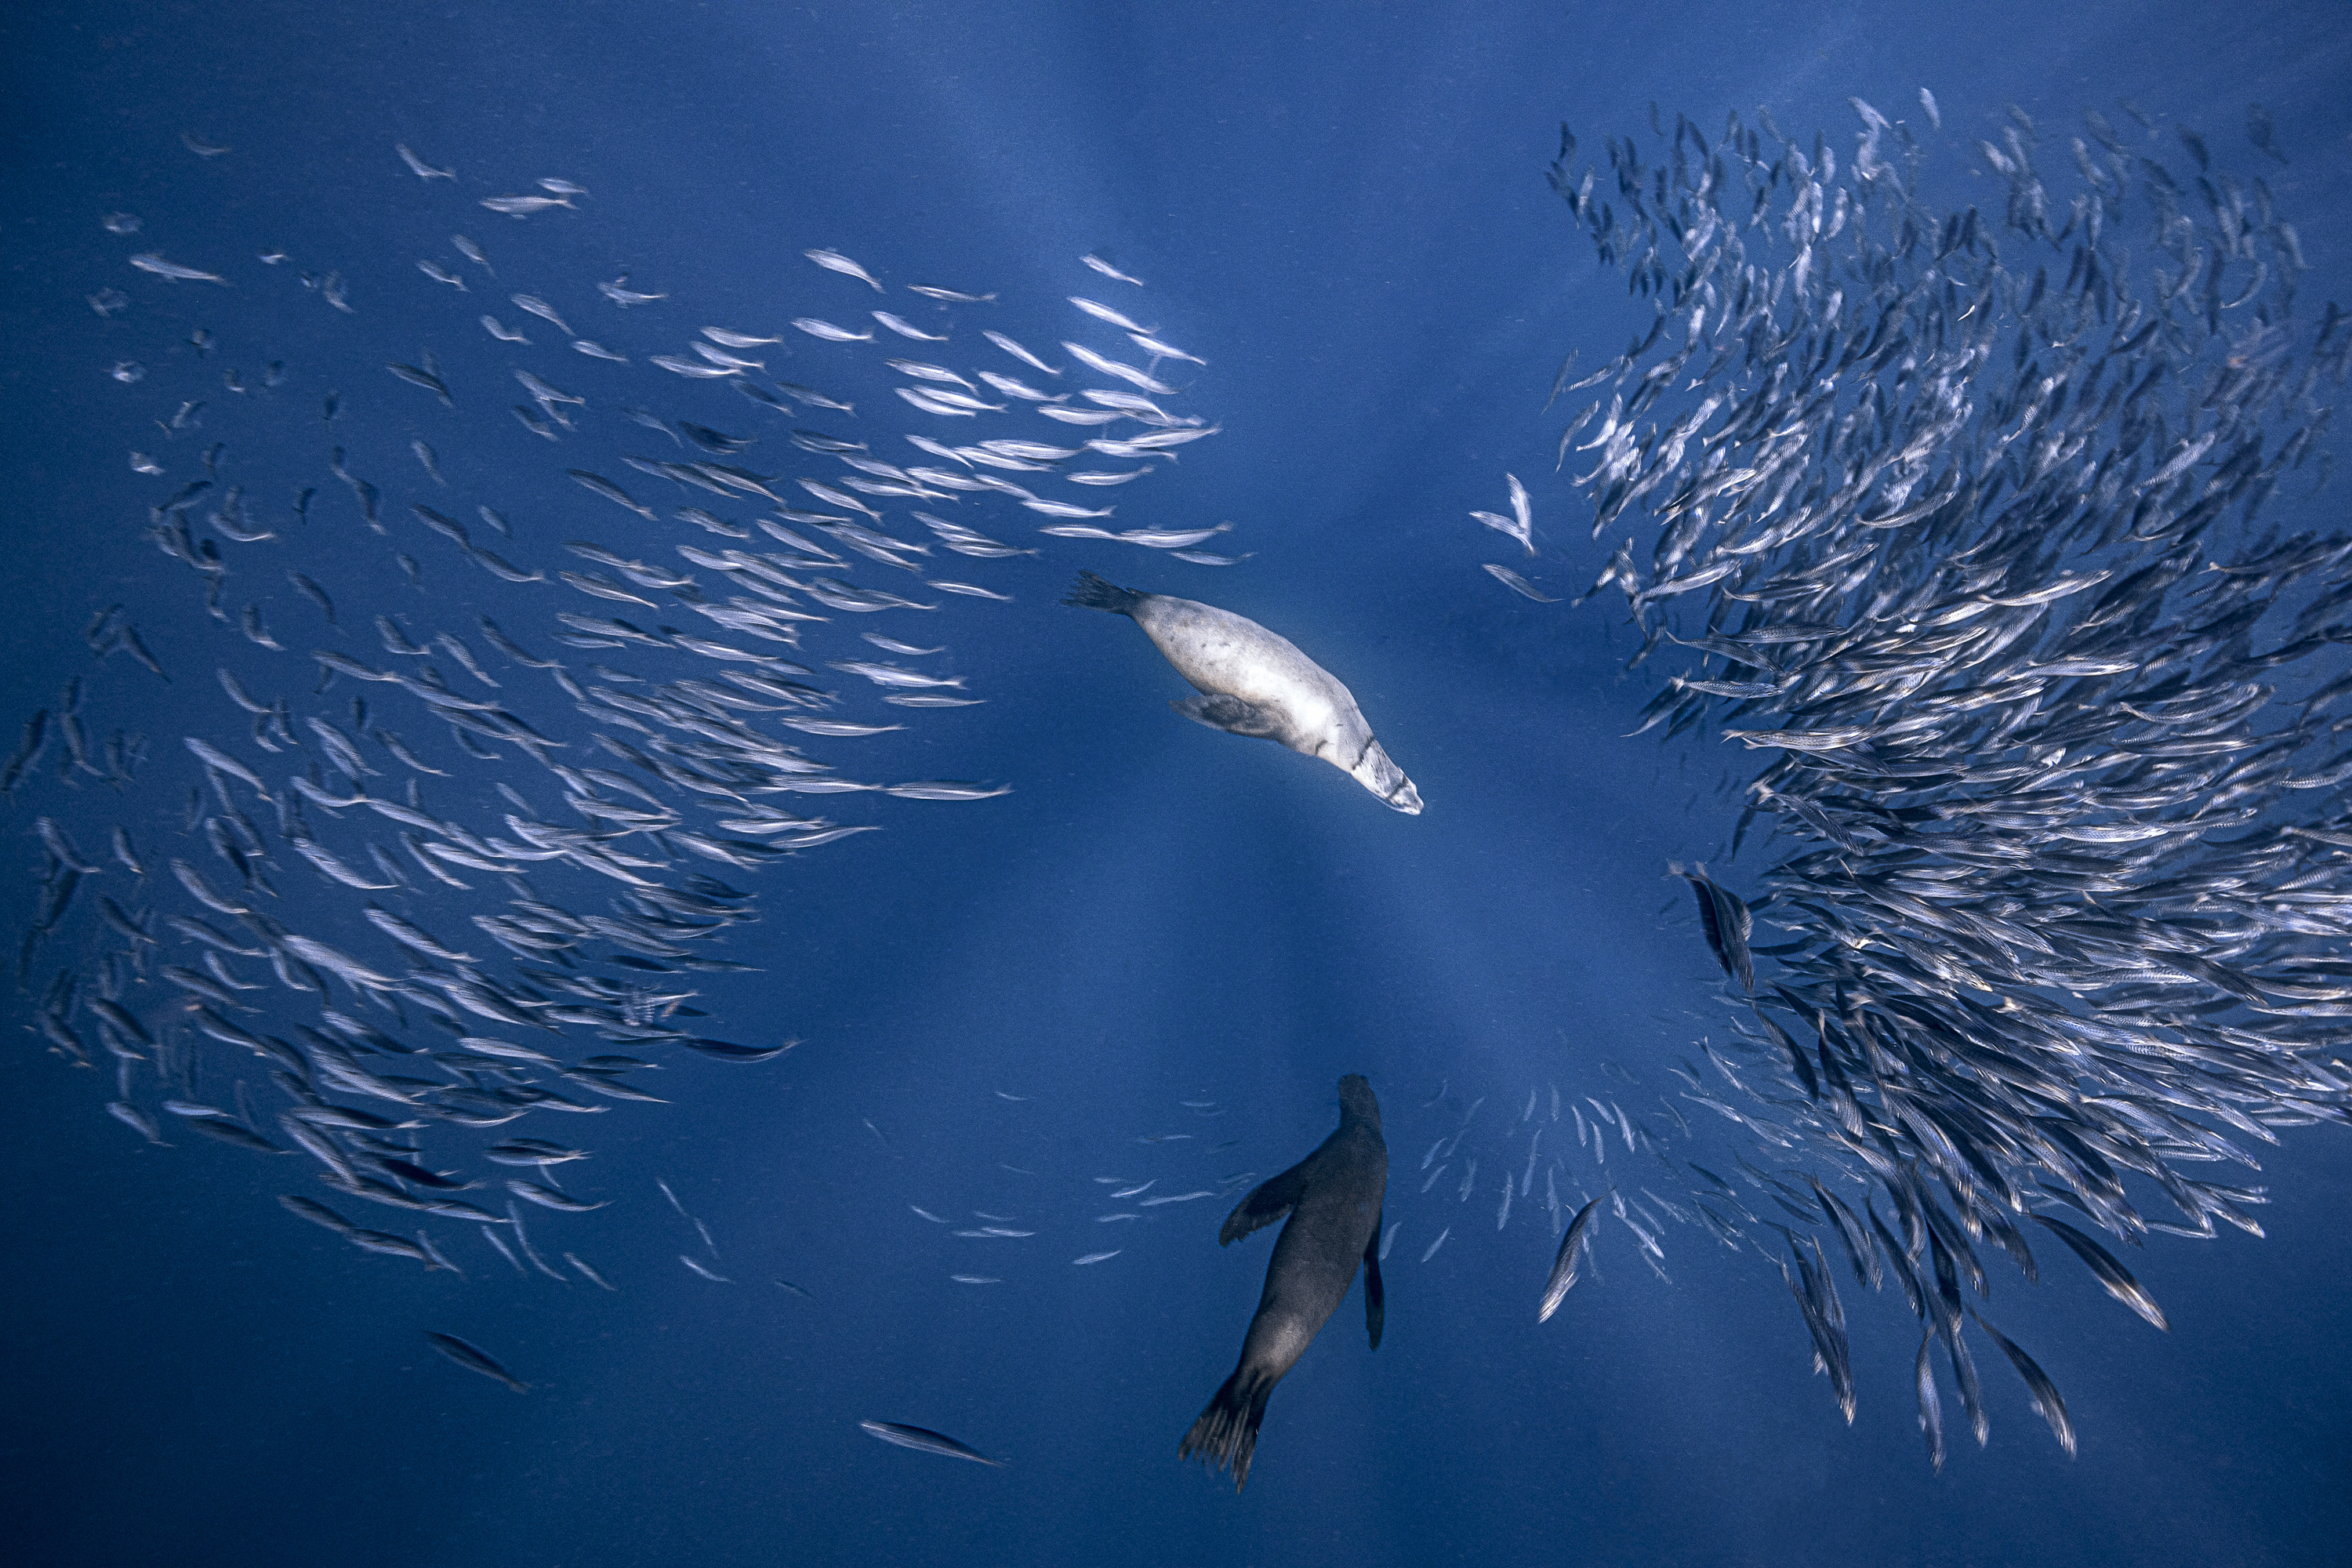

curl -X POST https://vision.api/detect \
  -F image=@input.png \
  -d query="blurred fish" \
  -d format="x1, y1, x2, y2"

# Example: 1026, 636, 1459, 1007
597, 276, 665, 306
804, 249, 883, 290
1070, 296, 1152, 334
511, 295, 572, 333
480, 194, 575, 217
2034, 1217, 2169, 1330
792, 318, 874, 343
873, 311, 947, 342
982, 331, 1060, 376
1082, 253, 1145, 286
1127, 332, 1204, 366
129, 255, 230, 285
396, 144, 454, 179
1063, 341, 1175, 394
1482, 564, 1559, 601
858, 1420, 1003, 1465
1669, 863, 1753, 991
424, 1331, 528, 1392
1971, 1309, 2077, 1457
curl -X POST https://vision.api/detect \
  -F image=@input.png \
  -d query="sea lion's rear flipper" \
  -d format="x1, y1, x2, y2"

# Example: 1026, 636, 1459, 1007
1178, 1367, 1276, 1492
1062, 570, 1145, 616
1172, 693, 1283, 739
1363, 1214, 1385, 1349
1218, 1158, 1314, 1244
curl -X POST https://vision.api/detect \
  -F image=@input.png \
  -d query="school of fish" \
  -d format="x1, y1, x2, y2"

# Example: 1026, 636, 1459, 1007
1464, 94, 2348, 1467
10, 136, 1225, 1330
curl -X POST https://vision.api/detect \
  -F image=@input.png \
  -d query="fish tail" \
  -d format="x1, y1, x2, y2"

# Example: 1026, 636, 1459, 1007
1178, 1367, 1274, 1490
1061, 570, 1144, 617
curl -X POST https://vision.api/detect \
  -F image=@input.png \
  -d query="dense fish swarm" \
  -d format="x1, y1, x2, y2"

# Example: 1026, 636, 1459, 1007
9, 136, 1221, 1296
1501, 96, 2350, 1463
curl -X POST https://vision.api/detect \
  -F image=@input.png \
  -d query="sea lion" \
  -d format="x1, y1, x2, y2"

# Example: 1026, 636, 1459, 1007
1062, 572, 1422, 813
1180, 1073, 1388, 1490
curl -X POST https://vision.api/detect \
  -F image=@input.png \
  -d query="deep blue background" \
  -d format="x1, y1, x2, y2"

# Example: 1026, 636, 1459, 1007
4, 3, 2350, 1565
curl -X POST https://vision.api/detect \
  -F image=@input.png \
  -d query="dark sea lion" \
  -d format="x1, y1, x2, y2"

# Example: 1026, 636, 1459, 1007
1180, 1073, 1388, 1490
1062, 572, 1422, 812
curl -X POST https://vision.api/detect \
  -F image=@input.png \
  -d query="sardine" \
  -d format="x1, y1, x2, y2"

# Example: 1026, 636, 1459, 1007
129, 254, 230, 285
804, 249, 884, 291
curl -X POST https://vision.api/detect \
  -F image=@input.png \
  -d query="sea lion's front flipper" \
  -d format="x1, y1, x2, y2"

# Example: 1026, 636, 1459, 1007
1363, 1212, 1385, 1349
1171, 693, 1283, 739
1218, 1158, 1314, 1244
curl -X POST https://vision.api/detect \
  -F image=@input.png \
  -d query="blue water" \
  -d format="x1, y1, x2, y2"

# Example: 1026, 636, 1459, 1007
5, 3, 2350, 1564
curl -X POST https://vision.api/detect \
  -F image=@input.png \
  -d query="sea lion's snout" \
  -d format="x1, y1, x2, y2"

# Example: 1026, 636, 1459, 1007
1352, 739, 1421, 815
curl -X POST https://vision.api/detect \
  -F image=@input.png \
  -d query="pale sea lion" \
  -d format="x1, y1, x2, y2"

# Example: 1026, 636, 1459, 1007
1180, 1073, 1388, 1490
1062, 572, 1422, 813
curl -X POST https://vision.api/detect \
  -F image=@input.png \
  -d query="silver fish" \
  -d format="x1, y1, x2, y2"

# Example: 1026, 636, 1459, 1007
597, 276, 665, 306
129, 254, 230, 285
858, 1420, 1003, 1466
873, 310, 947, 342
1062, 340, 1176, 394
480, 194, 575, 216
397, 144, 454, 179
511, 295, 573, 333
982, 330, 1061, 376
1081, 253, 1145, 286
804, 249, 884, 290
791, 318, 874, 343
1538, 1193, 1607, 1321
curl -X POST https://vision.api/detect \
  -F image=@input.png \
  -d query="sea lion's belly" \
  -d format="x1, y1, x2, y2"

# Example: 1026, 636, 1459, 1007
1134, 597, 1359, 754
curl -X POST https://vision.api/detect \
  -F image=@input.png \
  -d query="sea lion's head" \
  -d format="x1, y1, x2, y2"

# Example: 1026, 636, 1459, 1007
1337, 1073, 1381, 1128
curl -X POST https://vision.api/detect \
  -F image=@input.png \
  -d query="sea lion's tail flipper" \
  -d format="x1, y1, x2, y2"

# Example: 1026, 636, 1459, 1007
1062, 570, 1145, 616
1218, 1159, 1312, 1244
1179, 1367, 1276, 1491
1172, 693, 1283, 739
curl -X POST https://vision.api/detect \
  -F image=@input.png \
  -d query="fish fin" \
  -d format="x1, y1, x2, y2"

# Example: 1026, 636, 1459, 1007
1172, 693, 1283, 739
1178, 1365, 1276, 1491
1060, 569, 1144, 615
1363, 1214, 1385, 1349
1218, 1159, 1312, 1244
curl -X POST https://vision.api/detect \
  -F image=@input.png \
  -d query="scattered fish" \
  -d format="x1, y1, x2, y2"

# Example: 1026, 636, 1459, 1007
858, 1420, 1003, 1466
396, 145, 454, 180
424, 1331, 528, 1392
129, 254, 230, 285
